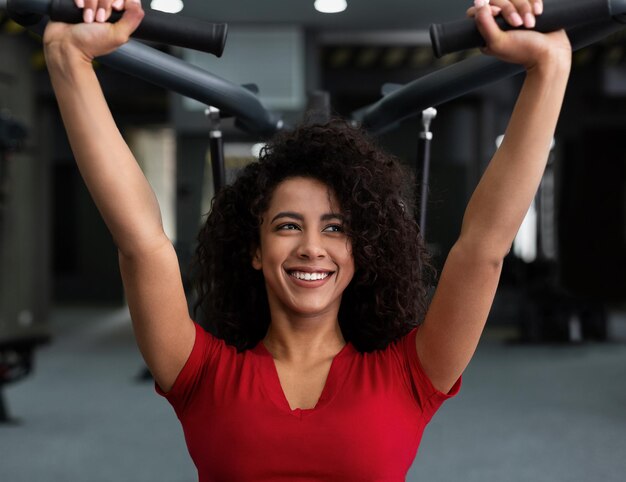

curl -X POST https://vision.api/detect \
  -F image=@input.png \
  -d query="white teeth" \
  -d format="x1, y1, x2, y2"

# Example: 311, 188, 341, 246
290, 271, 330, 281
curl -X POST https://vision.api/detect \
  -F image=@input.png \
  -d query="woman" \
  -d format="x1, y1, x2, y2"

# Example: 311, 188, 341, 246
43, 0, 571, 479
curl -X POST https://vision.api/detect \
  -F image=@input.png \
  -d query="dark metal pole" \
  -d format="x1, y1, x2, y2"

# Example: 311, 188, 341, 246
205, 107, 226, 193
417, 108, 437, 241
353, 17, 626, 133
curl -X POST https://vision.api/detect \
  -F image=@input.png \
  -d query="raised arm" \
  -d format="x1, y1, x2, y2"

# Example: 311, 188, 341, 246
43, 0, 195, 391
416, 0, 572, 393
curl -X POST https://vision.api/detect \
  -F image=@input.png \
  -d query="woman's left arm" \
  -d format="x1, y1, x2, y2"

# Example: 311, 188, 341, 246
416, 0, 572, 393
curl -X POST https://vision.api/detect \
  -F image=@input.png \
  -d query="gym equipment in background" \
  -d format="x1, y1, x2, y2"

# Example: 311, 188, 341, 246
1, 0, 623, 376
430, 0, 626, 57
352, 18, 626, 132
205, 107, 226, 193
4, 0, 227, 56
0, 110, 50, 423
417, 108, 437, 241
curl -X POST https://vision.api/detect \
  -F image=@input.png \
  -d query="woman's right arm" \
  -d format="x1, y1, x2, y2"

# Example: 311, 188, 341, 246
43, 0, 195, 392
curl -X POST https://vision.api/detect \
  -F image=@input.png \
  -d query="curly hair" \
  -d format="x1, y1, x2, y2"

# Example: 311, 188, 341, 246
193, 118, 435, 352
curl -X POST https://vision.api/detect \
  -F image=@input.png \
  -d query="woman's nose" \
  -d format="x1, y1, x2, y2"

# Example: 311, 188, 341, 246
296, 232, 327, 259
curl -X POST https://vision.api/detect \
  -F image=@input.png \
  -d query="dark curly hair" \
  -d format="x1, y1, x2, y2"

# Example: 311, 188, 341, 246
193, 118, 435, 352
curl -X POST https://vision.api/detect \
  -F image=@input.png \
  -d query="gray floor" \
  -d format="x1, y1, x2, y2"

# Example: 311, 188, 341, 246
1, 306, 625, 482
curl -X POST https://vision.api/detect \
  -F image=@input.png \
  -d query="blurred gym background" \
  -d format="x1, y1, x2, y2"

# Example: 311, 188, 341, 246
1, 1, 625, 481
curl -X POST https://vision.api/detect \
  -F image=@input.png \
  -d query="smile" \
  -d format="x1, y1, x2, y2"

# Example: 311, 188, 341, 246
288, 271, 332, 281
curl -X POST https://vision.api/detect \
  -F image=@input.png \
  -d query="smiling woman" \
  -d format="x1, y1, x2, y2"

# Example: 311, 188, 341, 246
41, 0, 572, 479
194, 119, 432, 354
252, 177, 355, 334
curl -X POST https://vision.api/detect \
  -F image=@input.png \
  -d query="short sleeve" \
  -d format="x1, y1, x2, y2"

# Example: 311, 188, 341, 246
155, 322, 221, 415
398, 326, 461, 423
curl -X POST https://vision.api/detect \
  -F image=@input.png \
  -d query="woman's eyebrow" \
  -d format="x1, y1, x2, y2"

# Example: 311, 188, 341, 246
271, 211, 303, 223
270, 212, 344, 223
321, 213, 344, 222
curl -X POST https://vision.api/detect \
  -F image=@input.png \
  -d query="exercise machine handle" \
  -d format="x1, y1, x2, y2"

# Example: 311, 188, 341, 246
5, 0, 227, 56
101, 39, 282, 136
430, 0, 618, 57
354, 16, 626, 132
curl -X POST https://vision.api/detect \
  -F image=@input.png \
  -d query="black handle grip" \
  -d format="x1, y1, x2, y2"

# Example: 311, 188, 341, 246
6, 0, 227, 56
430, 0, 612, 57
49, 0, 227, 56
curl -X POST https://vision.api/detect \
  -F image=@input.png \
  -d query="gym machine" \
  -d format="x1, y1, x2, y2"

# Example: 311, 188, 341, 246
0, 0, 624, 414
0, 109, 50, 422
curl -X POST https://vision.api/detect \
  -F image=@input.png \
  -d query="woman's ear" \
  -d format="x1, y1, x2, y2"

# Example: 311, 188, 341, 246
251, 246, 262, 270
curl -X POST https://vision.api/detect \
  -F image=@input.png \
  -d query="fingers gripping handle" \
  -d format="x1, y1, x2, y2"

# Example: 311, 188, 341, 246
49, 0, 228, 56
430, 0, 615, 57
6, 0, 228, 56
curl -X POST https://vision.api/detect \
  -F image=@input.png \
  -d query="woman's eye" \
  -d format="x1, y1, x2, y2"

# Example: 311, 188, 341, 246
277, 223, 300, 231
323, 224, 344, 233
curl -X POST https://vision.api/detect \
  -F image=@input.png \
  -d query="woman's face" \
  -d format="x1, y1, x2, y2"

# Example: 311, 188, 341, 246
252, 177, 354, 320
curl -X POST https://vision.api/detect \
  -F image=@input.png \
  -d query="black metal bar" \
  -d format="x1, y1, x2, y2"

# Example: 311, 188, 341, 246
21, 19, 282, 137
430, 0, 618, 57
206, 107, 226, 192
354, 17, 626, 133
98, 41, 282, 136
418, 108, 436, 240
5, 0, 228, 56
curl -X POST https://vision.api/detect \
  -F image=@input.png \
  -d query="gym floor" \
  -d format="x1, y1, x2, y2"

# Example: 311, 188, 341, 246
1, 306, 625, 482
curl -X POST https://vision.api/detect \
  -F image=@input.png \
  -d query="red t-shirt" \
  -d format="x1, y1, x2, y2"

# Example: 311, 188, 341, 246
157, 322, 460, 481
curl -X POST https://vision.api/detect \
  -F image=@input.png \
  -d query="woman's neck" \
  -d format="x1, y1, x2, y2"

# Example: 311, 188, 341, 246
262, 312, 346, 363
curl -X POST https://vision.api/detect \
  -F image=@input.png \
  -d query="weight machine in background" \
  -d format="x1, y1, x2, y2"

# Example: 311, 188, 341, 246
1, 0, 626, 418
0, 109, 50, 422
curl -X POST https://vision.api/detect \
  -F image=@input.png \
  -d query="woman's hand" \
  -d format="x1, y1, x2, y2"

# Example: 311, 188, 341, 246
467, 0, 571, 71
43, 0, 144, 64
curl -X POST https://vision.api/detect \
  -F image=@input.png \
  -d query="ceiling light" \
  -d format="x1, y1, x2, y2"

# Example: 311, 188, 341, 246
314, 0, 347, 14
150, 0, 184, 14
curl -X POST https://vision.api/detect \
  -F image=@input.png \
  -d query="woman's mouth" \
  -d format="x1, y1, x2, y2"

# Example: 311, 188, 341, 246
288, 270, 332, 281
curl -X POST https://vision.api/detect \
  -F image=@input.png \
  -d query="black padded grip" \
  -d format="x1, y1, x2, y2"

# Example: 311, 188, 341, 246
48, 0, 227, 56
430, 0, 612, 57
